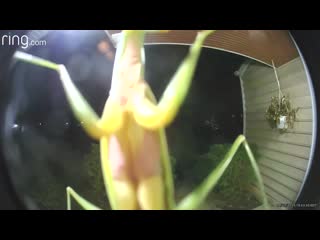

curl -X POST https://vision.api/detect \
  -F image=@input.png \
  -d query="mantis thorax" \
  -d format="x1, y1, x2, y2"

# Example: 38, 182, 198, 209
109, 30, 147, 113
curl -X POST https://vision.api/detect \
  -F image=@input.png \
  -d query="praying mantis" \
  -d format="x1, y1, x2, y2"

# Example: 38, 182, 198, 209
13, 30, 270, 210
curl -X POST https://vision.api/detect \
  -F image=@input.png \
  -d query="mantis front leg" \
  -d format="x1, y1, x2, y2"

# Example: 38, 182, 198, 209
133, 30, 215, 130
13, 52, 123, 139
175, 135, 270, 210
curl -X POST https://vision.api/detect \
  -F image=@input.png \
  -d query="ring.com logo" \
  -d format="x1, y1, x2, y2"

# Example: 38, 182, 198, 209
1, 34, 47, 49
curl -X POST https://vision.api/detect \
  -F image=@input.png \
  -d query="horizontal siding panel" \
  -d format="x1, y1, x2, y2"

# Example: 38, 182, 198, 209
246, 97, 312, 112
279, 70, 308, 88
245, 82, 310, 101
246, 108, 312, 122
242, 62, 275, 78
245, 82, 278, 99
247, 120, 313, 134
246, 93, 312, 107
244, 69, 307, 96
259, 165, 302, 191
264, 185, 293, 206
289, 97, 310, 108
250, 184, 282, 207
296, 108, 313, 121
278, 58, 306, 77
259, 158, 305, 181
242, 64, 269, 79
253, 147, 309, 170
261, 174, 297, 201
243, 58, 306, 89
246, 130, 312, 147
245, 83, 311, 104
252, 140, 310, 159
249, 63, 305, 88
243, 68, 275, 88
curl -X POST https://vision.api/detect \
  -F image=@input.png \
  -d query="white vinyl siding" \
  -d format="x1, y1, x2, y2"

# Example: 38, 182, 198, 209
239, 57, 314, 208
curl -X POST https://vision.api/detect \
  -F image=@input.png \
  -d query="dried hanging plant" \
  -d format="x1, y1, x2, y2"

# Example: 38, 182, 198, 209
265, 60, 299, 134
266, 95, 299, 133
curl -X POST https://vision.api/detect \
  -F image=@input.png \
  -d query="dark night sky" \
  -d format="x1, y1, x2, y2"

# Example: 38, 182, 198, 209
145, 45, 245, 153
0, 30, 248, 208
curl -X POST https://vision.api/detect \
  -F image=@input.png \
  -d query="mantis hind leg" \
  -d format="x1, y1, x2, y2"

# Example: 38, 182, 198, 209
66, 187, 102, 210
175, 135, 270, 210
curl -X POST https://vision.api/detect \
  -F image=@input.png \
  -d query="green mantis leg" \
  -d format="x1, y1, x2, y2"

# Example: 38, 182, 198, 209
13, 51, 122, 139
175, 135, 270, 210
66, 187, 101, 210
132, 30, 215, 130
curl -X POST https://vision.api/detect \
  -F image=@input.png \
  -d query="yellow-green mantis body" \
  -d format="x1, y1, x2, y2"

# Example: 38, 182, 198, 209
13, 30, 270, 210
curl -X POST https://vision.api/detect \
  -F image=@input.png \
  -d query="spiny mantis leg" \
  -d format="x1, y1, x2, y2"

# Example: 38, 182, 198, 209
133, 30, 215, 130
13, 51, 122, 139
175, 135, 270, 210
66, 187, 101, 210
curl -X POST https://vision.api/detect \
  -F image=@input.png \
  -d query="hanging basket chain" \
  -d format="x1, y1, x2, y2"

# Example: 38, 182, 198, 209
272, 60, 282, 110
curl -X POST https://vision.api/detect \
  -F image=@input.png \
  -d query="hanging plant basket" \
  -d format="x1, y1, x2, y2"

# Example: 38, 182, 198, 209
265, 95, 299, 134
264, 60, 299, 134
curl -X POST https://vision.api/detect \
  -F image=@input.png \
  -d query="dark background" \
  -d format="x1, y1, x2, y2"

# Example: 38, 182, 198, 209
290, 31, 320, 209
